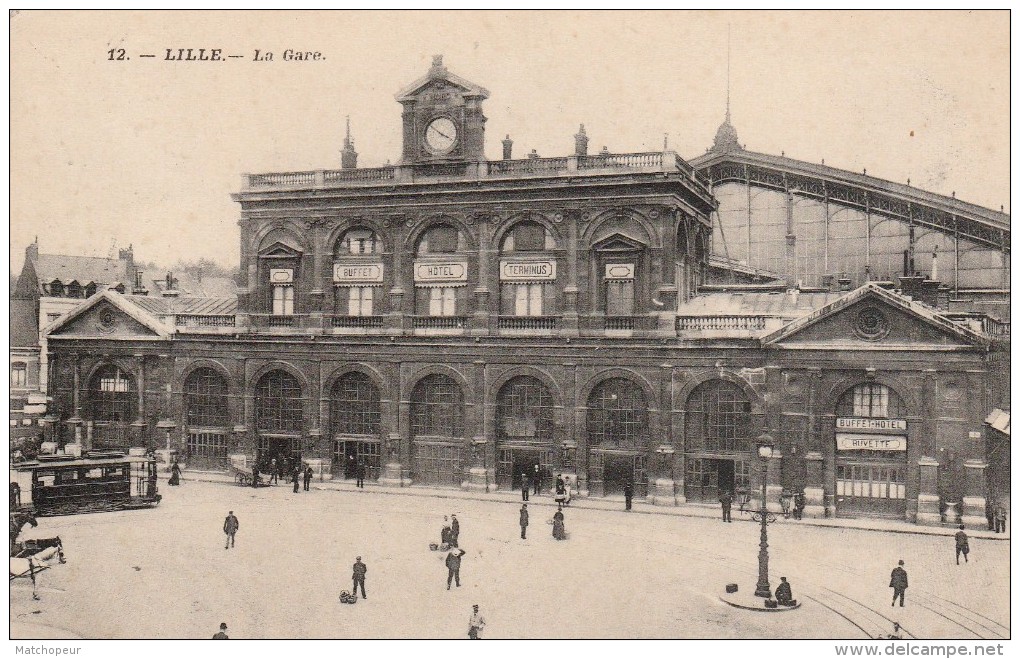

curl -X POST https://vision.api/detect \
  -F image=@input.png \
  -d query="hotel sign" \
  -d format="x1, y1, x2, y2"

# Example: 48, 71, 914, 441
414, 261, 468, 283
836, 433, 907, 451
333, 263, 384, 283
500, 260, 556, 281
836, 418, 907, 431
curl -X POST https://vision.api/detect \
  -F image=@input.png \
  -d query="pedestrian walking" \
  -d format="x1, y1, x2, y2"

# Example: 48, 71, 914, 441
251, 463, 260, 488
794, 491, 806, 520
467, 604, 486, 639
552, 509, 566, 540
352, 556, 367, 599
519, 504, 529, 539
223, 511, 239, 549
169, 461, 182, 486
520, 473, 529, 501
269, 458, 278, 485
719, 491, 733, 522
554, 474, 566, 509
445, 548, 466, 589
356, 461, 366, 488
450, 514, 460, 548
955, 525, 970, 564
292, 466, 300, 493
994, 503, 1007, 533
532, 465, 541, 496
212, 622, 229, 639
276, 458, 285, 484
624, 482, 633, 511
889, 560, 908, 607
303, 465, 313, 491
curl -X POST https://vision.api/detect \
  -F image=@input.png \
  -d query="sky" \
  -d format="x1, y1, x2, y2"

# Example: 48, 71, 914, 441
9, 10, 1010, 275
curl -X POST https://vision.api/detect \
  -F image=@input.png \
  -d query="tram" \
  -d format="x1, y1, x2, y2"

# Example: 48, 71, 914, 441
10, 452, 161, 516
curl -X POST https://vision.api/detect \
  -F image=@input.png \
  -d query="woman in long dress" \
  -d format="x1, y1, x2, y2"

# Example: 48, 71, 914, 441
168, 461, 182, 486
552, 510, 566, 540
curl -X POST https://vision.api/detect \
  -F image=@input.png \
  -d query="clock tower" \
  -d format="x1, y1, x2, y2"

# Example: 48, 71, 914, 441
395, 55, 489, 164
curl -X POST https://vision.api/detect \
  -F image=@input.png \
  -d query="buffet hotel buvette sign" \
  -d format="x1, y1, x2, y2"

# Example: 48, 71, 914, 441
836, 434, 906, 451
414, 261, 468, 282
333, 263, 384, 283
500, 260, 556, 281
836, 418, 907, 431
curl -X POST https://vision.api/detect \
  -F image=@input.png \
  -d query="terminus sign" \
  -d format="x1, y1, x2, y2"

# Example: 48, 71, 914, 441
500, 260, 556, 281
414, 262, 468, 282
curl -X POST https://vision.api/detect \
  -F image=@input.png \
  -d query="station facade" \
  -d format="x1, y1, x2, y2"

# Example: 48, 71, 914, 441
41, 57, 1007, 526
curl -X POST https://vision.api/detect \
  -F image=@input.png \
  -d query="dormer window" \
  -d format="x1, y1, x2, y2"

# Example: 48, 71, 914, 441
84, 282, 98, 298
67, 281, 82, 298
49, 280, 64, 296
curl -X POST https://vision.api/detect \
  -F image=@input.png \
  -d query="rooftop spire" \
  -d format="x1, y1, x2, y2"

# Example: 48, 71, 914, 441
341, 114, 358, 169
712, 24, 742, 153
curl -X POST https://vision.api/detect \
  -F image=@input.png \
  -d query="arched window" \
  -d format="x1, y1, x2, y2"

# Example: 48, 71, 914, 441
336, 228, 383, 256
184, 368, 229, 428
500, 221, 552, 253
410, 374, 463, 438
686, 380, 752, 453
89, 365, 135, 422
255, 370, 303, 433
330, 372, 381, 436
836, 383, 907, 418
586, 378, 647, 448
416, 224, 463, 255
496, 376, 554, 442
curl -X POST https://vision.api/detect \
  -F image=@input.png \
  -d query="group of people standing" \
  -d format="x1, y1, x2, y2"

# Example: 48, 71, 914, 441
717, 490, 807, 521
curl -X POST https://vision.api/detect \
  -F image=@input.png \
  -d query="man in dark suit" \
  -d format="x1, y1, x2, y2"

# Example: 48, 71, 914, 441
445, 548, 466, 589
303, 465, 313, 491
624, 482, 634, 511
719, 491, 733, 522
519, 504, 529, 539
889, 560, 908, 607
356, 461, 366, 488
292, 466, 300, 493
532, 464, 541, 495
352, 556, 367, 599
212, 622, 229, 639
520, 473, 529, 501
450, 514, 460, 547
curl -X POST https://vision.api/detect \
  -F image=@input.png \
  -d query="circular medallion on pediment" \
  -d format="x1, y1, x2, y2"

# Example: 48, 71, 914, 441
853, 307, 890, 341
96, 308, 117, 334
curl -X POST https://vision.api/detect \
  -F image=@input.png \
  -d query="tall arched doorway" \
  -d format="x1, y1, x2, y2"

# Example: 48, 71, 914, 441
684, 380, 754, 503
495, 375, 555, 490
833, 383, 909, 519
330, 371, 382, 480
586, 377, 648, 497
410, 374, 465, 486
183, 368, 230, 469
88, 365, 136, 449
254, 370, 304, 472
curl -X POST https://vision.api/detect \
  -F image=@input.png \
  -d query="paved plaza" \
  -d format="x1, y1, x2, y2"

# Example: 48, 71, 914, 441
10, 479, 1009, 640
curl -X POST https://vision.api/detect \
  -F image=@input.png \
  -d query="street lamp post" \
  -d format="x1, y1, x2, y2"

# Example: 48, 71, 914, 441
753, 432, 776, 599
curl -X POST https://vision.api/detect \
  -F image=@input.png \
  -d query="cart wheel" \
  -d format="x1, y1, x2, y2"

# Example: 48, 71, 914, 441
235, 474, 248, 486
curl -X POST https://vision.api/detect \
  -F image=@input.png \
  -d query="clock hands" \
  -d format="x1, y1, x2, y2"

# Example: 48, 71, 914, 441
428, 125, 453, 141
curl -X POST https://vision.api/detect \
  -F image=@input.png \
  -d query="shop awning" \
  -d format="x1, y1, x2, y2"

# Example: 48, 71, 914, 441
985, 409, 1010, 437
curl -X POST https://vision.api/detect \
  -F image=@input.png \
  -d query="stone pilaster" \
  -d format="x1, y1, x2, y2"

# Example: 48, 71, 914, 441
916, 457, 942, 526
802, 451, 827, 518
961, 460, 989, 530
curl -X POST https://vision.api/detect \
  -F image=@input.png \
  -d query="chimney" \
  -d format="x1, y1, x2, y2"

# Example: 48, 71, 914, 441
599, 146, 611, 157
838, 276, 853, 292
528, 149, 540, 160
502, 134, 513, 160
25, 236, 39, 263
341, 115, 358, 169
574, 124, 589, 156
162, 271, 180, 297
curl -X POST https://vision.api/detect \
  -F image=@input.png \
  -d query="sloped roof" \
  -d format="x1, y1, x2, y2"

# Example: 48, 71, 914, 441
33, 254, 128, 288
676, 290, 842, 321
150, 274, 237, 298
44, 289, 170, 339
761, 282, 988, 346
985, 409, 1010, 436
124, 294, 237, 316
394, 57, 490, 102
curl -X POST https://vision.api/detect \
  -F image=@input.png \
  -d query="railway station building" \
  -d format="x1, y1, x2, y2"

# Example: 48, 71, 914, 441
41, 57, 1009, 526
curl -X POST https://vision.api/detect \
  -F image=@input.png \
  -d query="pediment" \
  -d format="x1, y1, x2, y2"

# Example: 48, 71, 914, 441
394, 58, 490, 103
44, 290, 168, 340
764, 284, 986, 349
258, 240, 302, 258
594, 233, 647, 251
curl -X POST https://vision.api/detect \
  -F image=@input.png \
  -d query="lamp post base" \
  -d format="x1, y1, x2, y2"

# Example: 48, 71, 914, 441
754, 584, 773, 599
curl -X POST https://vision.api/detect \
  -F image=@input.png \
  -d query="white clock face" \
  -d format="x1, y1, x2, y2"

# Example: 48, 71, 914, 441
424, 117, 457, 154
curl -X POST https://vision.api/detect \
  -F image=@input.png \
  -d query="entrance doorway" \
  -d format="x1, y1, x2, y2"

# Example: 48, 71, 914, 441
835, 462, 907, 518
589, 451, 646, 497
496, 446, 554, 490
333, 439, 381, 480
258, 436, 301, 477
685, 457, 750, 503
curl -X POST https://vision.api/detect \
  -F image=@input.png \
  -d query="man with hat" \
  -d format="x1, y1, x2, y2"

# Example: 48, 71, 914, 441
223, 511, 239, 549
212, 622, 229, 639
519, 504, 529, 539
352, 555, 367, 600
467, 604, 486, 639
889, 560, 908, 607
